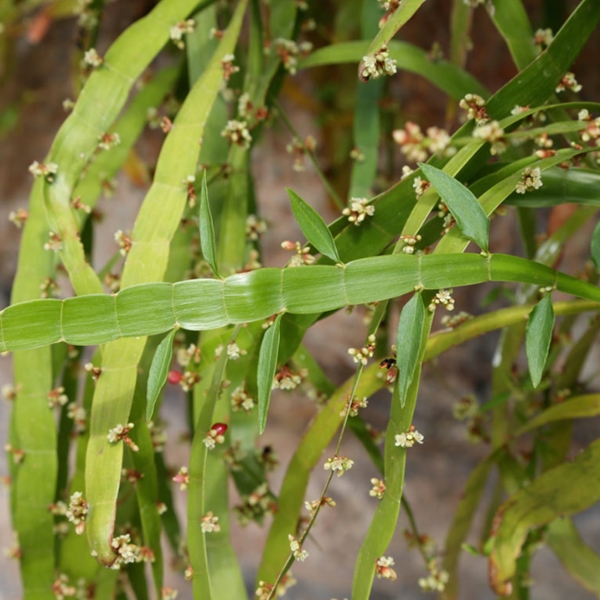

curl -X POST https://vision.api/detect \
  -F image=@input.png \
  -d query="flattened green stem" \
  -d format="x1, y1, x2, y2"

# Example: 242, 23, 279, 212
84, 0, 249, 565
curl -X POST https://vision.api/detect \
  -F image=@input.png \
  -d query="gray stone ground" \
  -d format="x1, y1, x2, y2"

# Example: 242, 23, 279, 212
1, 3, 600, 599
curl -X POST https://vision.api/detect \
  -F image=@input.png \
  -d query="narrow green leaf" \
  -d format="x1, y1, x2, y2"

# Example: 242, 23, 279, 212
591, 219, 600, 269
199, 171, 221, 278
396, 293, 425, 407
547, 517, 600, 597
257, 313, 283, 433
525, 293, 555, 388
146, 329, 177, 421
367, 0, 425, 55
488, 438, 600, 596
287, 188, 342, 264
418, 163, 489, 251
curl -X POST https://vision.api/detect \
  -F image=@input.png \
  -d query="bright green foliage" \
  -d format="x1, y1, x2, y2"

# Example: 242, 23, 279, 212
3, 0, 600, 599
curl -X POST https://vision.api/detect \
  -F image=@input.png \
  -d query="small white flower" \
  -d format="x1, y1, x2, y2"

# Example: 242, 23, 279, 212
83, 48, 103, 68
395, 426, 424, 448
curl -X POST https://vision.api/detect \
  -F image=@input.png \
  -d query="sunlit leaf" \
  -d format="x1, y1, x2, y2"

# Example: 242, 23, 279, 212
287, 188, 341, 263
419, 163, 489, 251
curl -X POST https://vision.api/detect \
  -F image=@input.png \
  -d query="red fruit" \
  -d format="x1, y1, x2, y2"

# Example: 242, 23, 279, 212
211, 422, 228, 436
167, 370, 182, 385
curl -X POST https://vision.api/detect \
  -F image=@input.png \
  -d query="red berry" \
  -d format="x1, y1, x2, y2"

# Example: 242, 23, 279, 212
167, 370, 181, 385
211, 422, 228, 436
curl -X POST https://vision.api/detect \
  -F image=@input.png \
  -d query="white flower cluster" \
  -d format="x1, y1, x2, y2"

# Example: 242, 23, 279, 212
359, 45, 397, 82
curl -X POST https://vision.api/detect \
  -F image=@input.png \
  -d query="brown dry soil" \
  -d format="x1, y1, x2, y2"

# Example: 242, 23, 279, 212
1, 2, 600, 599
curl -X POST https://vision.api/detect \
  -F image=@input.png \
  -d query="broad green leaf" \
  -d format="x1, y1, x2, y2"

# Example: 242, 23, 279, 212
257, 313, 282, 433
287, 188, 341, 264
395, 293, 425, 407
488, 438, 600, 596
591, 219, 600, 270
419, 163, 489, 251
525, 293, 555, 388
199, 171, 221, 278
546, 517, 600, 597
146, 329, 177, 421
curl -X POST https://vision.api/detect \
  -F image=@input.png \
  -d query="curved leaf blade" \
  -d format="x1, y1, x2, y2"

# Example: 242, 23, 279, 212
287, 188, 341, 263
525, 293, 555, 388
257, 313, 283, 433
200, 171, 221, 278
396, 292, 425, 407
489, 438, 600, 596
419, 162, 489, 251
146, 328, 177, 421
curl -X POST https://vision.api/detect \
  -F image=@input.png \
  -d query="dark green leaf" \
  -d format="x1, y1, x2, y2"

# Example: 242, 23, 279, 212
419, 163, 489, 251
257, 313, 283, 433
395, 293, 425, 407
287, 188, 342, 263
146, 328, 177, 421
199, 171, 221, 278
525, 293, 555, 388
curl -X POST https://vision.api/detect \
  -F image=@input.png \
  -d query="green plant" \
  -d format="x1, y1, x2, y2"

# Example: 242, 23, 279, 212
3, 0, 600, 598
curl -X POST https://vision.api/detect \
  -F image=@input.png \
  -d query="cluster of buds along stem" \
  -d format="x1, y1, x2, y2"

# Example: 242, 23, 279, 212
234, 482, 277, 526
472, 120, 508, 155
419, 559, 450, 592
288, 534, 309, 561
176, 343, 201, 367
413, 176, 430, 199
285, 135, 316, 172
231, 386, 256, 412
203, 422, 228, 450
66, 492, 88, 535
83, 48, 103, 68
323, 454, 354, 477
400, 234, 422, 255
393, 122, 455, 163
4, 444, 24, 464
395, 425, 424, 448
533, 27, 553, 49
67, 403, 87, 434
459, 93, 488, 125
441, 311, 473, 329
52, 574, 76, 600
84, 362, 102, 381
255, 574, 296, 600
375, 556, 397, 580
8, 208, 28, 228
359, 44, 397, 82
40, 277, 59, 298
304, 496, 336, 517
348, 334, 377, 366
221, 54, 239, 81
47, 386, 68, 408
556, 71, 582, 94
107, 423, 139, 452
272, 364, 307, 390
114, 230, 132, 255
172, 466, 189, 490
342, 395, 368, 417
342, 197, 375, 226
98, 132, 120, 151
281, 240, 315, 267
200, 511, 221, 533
515, 167, 543, 194
274, 38, 312, 75
110, 534, 141, 569
245, 214, 268, 240
170, 19, 195, 49
221, 119, 252, 149
43, 231, 62, 252
428, 289, 455, 312
369, 477, 386, 499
